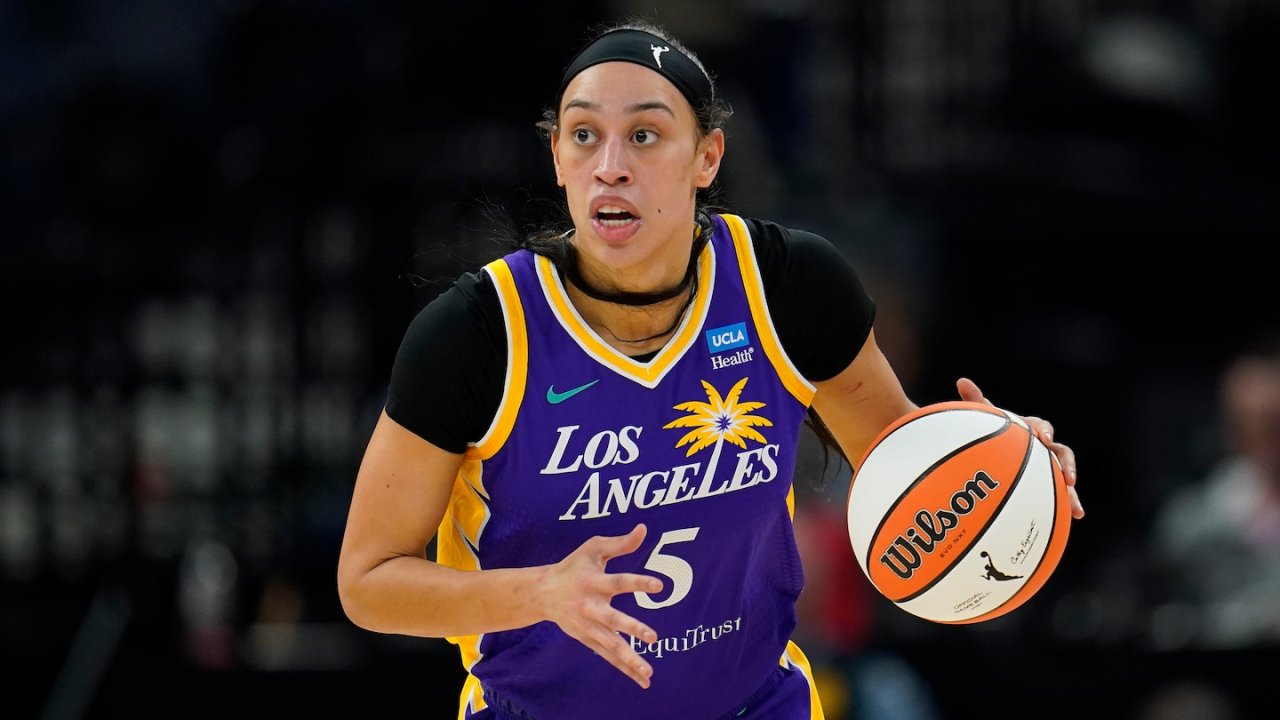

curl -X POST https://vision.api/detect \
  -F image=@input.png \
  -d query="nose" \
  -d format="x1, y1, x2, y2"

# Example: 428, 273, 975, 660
593, 136, 632, 186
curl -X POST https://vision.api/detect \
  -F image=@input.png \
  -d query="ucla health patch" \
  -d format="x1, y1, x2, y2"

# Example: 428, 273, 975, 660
705, 322, 750, 354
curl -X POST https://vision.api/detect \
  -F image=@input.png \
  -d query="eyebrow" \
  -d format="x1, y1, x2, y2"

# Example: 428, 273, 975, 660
563, 99, 677, 117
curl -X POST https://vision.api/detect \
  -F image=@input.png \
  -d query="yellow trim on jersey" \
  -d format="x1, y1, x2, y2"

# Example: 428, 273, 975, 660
443, 259, 521, 688
456, 673, 487, 719
534, 243, 715, 388
721, 214, 817, 407
782, 640, 827, 720
472, 258, 528, 459
435, 456, 489, 673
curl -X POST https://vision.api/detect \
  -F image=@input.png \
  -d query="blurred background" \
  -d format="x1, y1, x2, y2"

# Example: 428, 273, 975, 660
4, 0, 1279, 717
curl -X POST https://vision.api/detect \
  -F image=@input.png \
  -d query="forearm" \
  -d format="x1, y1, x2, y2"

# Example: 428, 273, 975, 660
339, 554, 550, 638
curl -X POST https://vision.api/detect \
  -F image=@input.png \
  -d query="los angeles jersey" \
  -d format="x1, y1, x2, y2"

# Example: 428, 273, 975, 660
436, 213, 820, 720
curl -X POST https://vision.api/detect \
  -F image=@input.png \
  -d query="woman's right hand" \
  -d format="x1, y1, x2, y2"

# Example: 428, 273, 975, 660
535, 523, 665, 688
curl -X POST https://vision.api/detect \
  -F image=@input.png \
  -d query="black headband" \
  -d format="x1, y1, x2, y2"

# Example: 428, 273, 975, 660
557, 28, 713, 110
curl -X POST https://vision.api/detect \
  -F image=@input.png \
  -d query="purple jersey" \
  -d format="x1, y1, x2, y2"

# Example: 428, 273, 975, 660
436, 214, 821, 719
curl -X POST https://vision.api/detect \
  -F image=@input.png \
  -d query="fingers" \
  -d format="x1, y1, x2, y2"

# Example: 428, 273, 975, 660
1045, 439, 1076, 486
584, 621, 655, 688
1040, 430, 1083, 520
958, 379, 1085, 520
955, 377, 989, 405
1029, 416, 1076, 486
611, 571, 663, 597
592, 523, 648, 564
1067, 485, 1085, 520
546, 526, 665, 688
603, 607, 659, 686
609, 605, 659, 645
1024, 416, 1053, 445
569, 592, 660, 688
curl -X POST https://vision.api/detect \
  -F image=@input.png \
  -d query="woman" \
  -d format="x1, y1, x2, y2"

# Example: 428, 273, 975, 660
337, 19, 1083, 720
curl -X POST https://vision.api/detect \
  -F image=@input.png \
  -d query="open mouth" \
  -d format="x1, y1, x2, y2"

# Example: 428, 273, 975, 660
597, 206, 636, 227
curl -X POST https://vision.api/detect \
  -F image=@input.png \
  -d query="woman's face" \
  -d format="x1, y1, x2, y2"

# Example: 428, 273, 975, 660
552, 61, 723, 289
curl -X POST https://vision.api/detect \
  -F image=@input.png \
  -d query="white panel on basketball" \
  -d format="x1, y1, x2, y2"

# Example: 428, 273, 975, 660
847, 408, 1009, 577
896, 419, 1055, 622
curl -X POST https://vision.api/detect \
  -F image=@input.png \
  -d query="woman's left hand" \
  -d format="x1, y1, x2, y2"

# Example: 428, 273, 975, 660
957, 377, 1084, 520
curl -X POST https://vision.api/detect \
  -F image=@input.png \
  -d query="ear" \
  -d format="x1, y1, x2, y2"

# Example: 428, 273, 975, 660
550, 130, 566, 187
695, 128, 725, 189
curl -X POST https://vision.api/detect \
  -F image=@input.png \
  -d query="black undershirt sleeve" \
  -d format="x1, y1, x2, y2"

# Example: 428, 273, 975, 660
743, 217, 877, 383
384, 270, 506, 454
384, 219, 876, 450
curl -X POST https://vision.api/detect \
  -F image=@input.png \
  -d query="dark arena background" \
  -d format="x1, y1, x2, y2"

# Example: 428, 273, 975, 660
4, 1, 1278, 718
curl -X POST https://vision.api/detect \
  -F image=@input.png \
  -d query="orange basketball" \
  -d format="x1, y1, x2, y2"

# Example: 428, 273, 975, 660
845, 400, 1071, 624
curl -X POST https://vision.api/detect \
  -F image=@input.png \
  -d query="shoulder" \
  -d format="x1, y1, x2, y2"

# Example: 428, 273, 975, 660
394, 268, 504, 390
405, 267, 503, 339
723, 215, 877, 383
729, 215, 854, 285
733, 215, 844, 257
731, 215, 807, 253
386, 266, 507, 453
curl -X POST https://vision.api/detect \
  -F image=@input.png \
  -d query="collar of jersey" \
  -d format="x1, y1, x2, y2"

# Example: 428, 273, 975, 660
535, 241, 715, 388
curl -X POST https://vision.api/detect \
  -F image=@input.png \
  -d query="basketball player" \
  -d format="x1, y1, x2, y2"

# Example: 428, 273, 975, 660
336, 19, 1083, 720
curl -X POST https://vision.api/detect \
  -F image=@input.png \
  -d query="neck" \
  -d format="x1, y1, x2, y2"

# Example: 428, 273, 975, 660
569, 280, 698, 349
565, 248, 697, 307
558, 222, 706, 348
563, 223, 704, 306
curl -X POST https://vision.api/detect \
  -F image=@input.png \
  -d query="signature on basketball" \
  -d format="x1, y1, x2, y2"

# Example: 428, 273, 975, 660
1010, 518, 1039, 565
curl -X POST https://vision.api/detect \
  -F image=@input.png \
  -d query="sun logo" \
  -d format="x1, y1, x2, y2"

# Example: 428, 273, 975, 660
663, 377, 773, 484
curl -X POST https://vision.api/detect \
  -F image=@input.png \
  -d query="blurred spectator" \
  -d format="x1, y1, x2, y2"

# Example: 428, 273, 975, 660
1148, 329, 1280, 648
177, 538, 240, 669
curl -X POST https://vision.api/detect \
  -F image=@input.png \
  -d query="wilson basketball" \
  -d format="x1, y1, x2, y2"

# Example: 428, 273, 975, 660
845, 400, 1071, 624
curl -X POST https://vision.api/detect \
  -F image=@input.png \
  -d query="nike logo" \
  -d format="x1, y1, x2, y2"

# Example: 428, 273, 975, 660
546, 379, 599, 404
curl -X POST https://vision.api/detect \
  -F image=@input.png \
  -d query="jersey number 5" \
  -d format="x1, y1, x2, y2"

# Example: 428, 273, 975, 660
633, 527, 699, 610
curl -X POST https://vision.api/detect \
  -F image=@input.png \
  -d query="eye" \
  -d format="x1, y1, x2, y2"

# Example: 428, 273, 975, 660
572, 127, 597, 145
632, 128, 658, 145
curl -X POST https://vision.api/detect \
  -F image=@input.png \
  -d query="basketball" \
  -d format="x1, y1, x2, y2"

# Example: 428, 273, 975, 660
845, 400, 1071, 624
